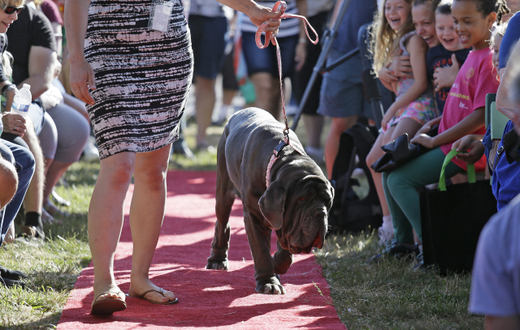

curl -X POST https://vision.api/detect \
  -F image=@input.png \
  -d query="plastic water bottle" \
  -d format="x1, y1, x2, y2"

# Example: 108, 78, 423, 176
11, 84, 32, 117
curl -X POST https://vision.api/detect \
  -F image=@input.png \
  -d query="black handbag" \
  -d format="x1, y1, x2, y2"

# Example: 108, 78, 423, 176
420, 150, 497, 275
371, 125, 438, 173
329, 121, 383, 234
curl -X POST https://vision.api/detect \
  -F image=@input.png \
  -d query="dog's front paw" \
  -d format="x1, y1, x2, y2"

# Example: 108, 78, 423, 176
255, 276, 285, 294
206, 259, 229, 270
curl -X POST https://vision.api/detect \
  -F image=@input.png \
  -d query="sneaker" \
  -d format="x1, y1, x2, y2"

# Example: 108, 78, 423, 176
81, 136, 100, 162
52, 189, 71, 206
378, 226, 395, 246
369, 239, 420, 263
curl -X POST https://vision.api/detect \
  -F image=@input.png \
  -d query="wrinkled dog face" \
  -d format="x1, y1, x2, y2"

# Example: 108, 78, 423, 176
276, 177, 334, 254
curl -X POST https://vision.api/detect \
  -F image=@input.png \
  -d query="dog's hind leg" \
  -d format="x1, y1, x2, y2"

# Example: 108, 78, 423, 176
207, 144, 235, 271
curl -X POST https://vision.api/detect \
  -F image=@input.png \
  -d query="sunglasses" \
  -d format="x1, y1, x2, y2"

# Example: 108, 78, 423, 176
3, 5, 24, 15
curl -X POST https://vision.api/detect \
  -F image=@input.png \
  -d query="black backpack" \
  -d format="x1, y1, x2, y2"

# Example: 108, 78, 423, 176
328, 118, 382, 234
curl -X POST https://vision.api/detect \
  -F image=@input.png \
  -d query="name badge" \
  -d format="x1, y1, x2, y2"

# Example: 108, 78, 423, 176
149, 0, 173, 32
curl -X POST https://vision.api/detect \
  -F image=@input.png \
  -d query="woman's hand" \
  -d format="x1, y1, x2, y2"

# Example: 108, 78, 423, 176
378, 65, 399, 85
246, 2, 282, 32
387, 52, 413, 79
69, 57, 96, 105
1, 112, 27, 137
433, 54, 459, 92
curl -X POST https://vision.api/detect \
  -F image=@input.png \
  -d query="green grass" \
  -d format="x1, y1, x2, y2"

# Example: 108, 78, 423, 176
315, 234, 483, 330
0, 119, 481, 329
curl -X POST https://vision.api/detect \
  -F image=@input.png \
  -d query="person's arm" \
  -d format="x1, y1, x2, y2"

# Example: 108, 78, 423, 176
294, 0, 307, 71
216, 0, 282, 30
20, 46, 57, 100
64, 0, 95, 105
381, 35, 429, 129
411, 107, 485, 148
451, 134, 485, 164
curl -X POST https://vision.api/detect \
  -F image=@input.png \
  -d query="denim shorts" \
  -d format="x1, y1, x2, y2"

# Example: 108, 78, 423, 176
189, 15, 228, 79
317, 48, 369, 118
241, 32, 298, 78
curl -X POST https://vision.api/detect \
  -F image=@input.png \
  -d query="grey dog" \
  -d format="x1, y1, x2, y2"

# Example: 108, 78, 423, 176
206, 108, 334, 294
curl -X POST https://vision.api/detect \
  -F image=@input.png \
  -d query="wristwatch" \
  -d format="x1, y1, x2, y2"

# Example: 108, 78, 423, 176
1, 83, 16, 97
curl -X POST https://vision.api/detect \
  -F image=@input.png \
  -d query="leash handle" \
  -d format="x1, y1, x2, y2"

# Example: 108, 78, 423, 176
438, 149, 476, 191
255, 1, 319, 49
255, 1, 319, 141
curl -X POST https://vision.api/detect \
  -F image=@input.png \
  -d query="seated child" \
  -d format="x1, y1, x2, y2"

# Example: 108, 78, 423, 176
427, 0, 470, 114
453, 15, 520, 211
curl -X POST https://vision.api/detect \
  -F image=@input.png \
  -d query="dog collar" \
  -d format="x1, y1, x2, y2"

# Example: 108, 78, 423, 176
265, 135, 304, 188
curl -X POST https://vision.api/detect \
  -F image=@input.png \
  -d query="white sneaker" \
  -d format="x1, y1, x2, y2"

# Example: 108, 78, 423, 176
378, 226, 395, 246
82, 136, 99, 162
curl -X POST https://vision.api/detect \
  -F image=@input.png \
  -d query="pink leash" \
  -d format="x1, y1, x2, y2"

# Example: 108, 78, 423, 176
257, 1, 319, 188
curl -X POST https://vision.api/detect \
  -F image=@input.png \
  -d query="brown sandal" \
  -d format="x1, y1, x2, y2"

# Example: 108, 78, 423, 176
91, 291, 127, 315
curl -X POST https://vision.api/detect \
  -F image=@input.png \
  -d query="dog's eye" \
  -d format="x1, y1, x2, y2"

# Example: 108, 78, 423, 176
298, 197, 306, 203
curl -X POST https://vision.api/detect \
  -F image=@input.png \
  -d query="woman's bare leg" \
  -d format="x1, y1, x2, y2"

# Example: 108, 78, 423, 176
127, 144, 176, 303
89, 152, 135, 301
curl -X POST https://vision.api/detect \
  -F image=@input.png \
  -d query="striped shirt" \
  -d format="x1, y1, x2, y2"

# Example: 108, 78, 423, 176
240, 0, 299, 38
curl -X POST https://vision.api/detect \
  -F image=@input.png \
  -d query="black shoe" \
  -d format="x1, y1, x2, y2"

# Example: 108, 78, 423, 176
0, 266, 26, 280
0, 276, 25, 288
369, 239, 420, 263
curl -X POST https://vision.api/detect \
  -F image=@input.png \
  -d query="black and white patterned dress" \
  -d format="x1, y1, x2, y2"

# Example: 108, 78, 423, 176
84, 0, 192, 159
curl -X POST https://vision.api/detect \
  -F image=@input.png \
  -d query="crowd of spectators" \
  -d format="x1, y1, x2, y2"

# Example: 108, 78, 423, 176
0, 0, 91, 287
1, 0, 520, 325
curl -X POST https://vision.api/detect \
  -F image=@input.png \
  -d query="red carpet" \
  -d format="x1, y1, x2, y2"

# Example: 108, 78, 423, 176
57, 171, 345, 329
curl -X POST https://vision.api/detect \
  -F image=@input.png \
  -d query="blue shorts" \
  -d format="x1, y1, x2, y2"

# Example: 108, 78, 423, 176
318, 48, 369, 118
189, 15, 228, 79
241, 32, 298, 78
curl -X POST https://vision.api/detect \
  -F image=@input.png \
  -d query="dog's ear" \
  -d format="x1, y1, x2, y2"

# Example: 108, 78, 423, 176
258, 180, 285, 230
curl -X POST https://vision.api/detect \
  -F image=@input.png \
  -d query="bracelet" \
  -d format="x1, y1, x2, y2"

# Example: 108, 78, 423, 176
298, 38, 307, 44
1, 83, 15, 97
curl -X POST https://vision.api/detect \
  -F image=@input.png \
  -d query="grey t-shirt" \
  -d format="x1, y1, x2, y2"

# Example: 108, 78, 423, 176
469, 194, 520, 316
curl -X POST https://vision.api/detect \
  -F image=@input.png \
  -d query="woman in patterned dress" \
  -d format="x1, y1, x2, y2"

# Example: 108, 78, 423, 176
65, 0, 282, 315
